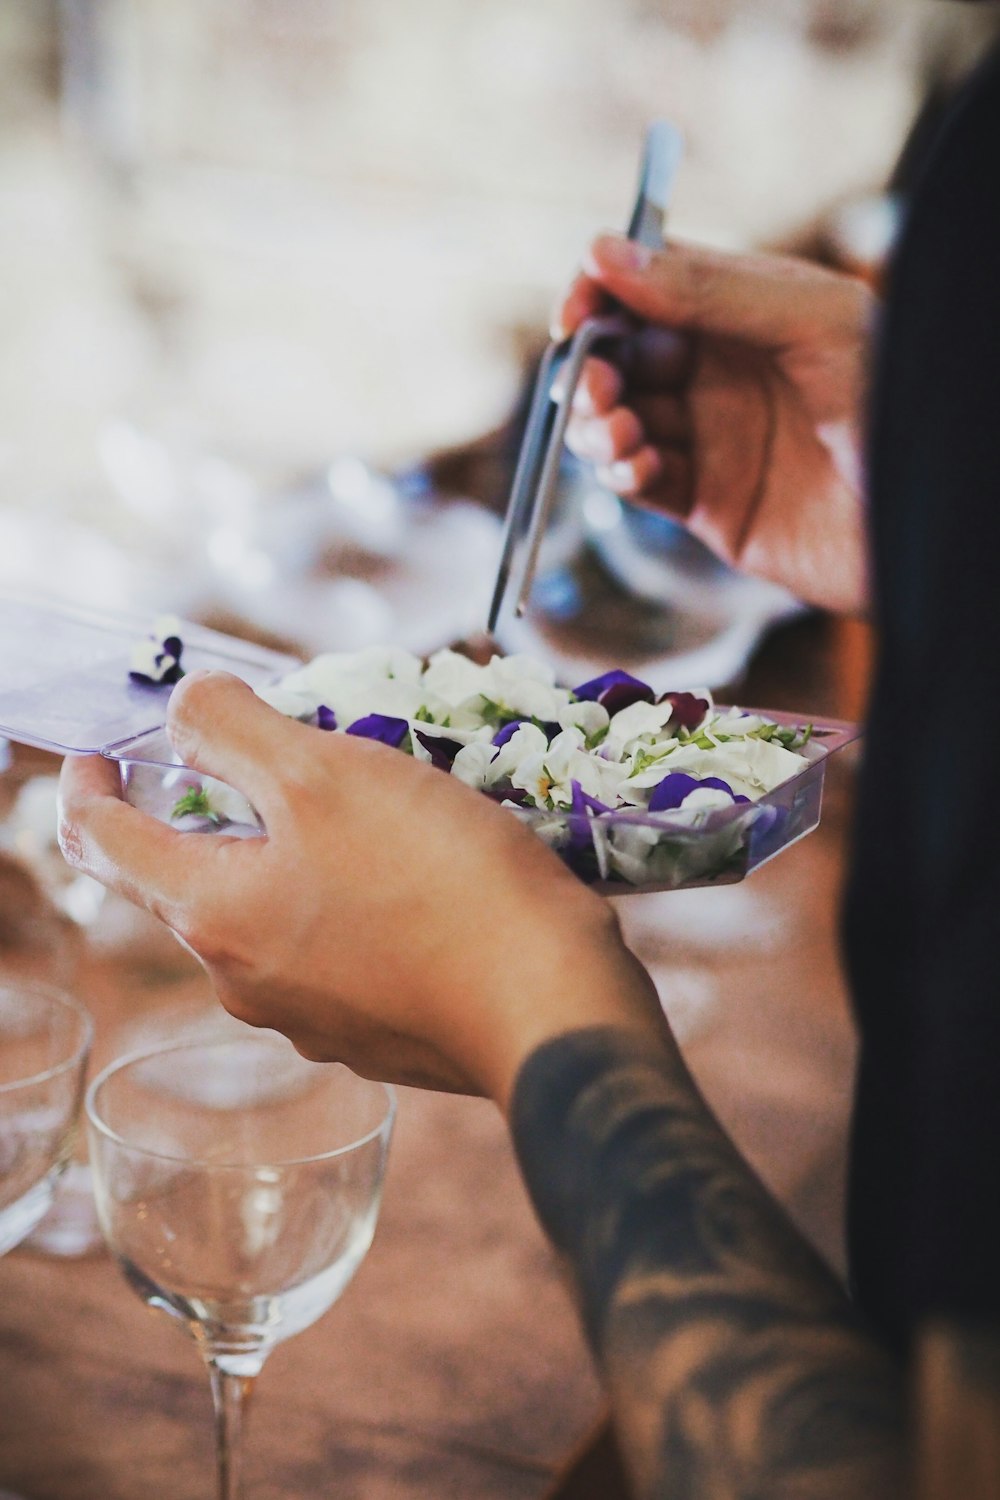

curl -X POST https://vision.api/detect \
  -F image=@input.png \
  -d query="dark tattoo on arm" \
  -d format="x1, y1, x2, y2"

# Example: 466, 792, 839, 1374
913, 1322, 1000, 1500
511, 1027, 904, 1500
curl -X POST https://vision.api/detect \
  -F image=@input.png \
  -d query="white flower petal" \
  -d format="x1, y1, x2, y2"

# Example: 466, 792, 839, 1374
422, 650, 488, 707
450, 742, 499, 789
255, 683, 322, 719
557, 700, 610, 737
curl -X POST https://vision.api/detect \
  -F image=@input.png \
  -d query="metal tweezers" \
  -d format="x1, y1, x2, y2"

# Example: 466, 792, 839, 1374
487, 119, 684, 636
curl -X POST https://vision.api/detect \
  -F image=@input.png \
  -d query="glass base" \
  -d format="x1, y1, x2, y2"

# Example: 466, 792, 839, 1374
24, 1163, 104, 1258
0, 1176, 57, 1257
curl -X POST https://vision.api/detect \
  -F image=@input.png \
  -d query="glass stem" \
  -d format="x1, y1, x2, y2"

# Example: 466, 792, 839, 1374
207, 1357, 259, 1500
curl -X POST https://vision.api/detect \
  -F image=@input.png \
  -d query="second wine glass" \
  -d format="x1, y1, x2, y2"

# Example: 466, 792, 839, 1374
86, 1031, 396, 1500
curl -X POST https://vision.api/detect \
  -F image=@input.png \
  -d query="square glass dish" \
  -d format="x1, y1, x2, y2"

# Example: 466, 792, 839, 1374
0, 590, 857, 896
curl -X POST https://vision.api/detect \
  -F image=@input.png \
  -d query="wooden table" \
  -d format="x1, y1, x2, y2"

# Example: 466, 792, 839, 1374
0, 615, 868, 1499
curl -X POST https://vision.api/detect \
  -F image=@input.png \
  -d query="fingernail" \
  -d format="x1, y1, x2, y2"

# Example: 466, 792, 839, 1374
584, 235, 653, 278
569, 422, 610, 463
607, 460, 636, 485
595, 460, 636, 493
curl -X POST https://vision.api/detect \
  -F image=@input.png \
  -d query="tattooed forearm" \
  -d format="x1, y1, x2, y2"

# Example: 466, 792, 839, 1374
511, 1027, 903, 1500
914, 1322, 1000, 1500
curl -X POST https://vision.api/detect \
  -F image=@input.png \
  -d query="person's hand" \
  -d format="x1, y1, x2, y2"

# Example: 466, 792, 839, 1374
58, 672, 670, 1107
554, 234, 876, 615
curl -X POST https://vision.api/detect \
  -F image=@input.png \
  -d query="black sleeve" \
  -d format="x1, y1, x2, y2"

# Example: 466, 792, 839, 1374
844, 46, 1000, 1349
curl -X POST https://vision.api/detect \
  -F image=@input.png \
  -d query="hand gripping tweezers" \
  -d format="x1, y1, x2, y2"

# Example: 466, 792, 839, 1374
487, 120, 684, 637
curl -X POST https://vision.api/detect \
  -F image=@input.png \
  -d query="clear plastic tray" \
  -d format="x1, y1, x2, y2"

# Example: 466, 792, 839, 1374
0, 590, 857, 896
109, 713, 857, 896
0, 589, 298, 755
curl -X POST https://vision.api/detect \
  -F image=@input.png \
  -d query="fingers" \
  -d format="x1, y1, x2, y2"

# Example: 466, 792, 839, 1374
583, 232, 873, 349
624, 326, 696, 390
568, 392, 689, 465
165, 671, 315, 825
550, 268, 605, 340
571, 357, 624, 416
595, 447, 693, 518
58, 754, 223, 926
630, 394, 690, 446
567, 405, 644, 466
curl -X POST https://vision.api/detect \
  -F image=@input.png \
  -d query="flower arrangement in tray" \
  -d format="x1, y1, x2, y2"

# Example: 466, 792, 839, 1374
159, 645, 824, 893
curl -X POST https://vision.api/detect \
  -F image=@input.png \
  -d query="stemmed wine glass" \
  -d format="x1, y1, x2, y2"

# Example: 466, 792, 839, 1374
0, 981, 93, 1500
0, 982, 93, 1256
86, 1030, 396, 1500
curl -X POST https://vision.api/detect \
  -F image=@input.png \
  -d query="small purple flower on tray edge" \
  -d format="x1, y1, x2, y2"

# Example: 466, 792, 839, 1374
129, 615, 186, 687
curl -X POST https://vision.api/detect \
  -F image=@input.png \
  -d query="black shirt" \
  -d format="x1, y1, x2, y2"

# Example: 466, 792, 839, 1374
845, 45, 1000, 1347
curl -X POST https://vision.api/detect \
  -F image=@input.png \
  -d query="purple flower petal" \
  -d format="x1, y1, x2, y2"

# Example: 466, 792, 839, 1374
573, 669, 654, 710
570, 779, 613, 818
567, 779, 613, 851
483, 785, 530, 806
648, 772, 742, 813
659, 690, 710, 733
345, 714, 409, 748
648, 772, 702, 812
128, 653, 183, 688
492, 718, 559, 746
492, 719, 527, 747
413, 729, 465, 771
316, 705, 338, 731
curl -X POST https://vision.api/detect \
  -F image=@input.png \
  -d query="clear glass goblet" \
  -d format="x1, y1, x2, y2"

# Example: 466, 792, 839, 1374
0, 982, 93, 1256
86, 1031, 396, 1500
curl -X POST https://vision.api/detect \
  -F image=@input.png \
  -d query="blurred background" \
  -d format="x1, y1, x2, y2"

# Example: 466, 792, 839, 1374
1, 0, 998, 683
3, 7, 1000, 1496
3, 0, 1000, 993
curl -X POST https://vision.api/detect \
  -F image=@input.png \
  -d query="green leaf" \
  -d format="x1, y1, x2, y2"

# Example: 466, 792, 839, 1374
170, 786, 221, 824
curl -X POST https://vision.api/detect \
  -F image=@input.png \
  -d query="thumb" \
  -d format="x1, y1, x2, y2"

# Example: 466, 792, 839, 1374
583, 233, 871, 350
166, 670, 315, 826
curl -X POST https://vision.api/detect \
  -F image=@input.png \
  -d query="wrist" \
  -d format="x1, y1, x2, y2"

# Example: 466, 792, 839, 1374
466, 896, 676, 1112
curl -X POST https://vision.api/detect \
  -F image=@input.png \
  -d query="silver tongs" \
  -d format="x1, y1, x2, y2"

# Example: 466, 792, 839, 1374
487, 119, 684, 637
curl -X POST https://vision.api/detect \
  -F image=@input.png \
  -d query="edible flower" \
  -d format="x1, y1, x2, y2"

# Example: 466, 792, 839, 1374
129, 615, 186, 686
345, 714, 410, 748
239, 646, 816, 886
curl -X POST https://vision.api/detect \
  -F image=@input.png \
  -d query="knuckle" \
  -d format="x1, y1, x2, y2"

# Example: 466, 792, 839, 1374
56, 814, 86, 871
165, 671, 224, 755
212, 977, 267, 1032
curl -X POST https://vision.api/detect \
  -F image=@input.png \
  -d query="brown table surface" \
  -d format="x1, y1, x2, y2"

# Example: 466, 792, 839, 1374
0, 615, 869, 1499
